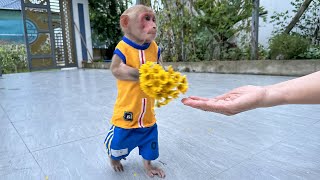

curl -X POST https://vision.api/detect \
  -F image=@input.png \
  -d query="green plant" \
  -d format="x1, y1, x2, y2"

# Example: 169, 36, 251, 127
93, 59, 105, 62
0, 44, 28, 74
88, 0, 127, 50
155, 0, 266, 62
269, 33, 309, 59
257, 44, 269, 60
298, 46, 320, 59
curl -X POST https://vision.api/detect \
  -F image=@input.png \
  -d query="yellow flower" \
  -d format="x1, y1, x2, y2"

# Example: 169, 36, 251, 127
155, 101, 162, 108
139, 66, 149, 74
140, 73, 152, 82
154, 92, 163, 99
167, 66, 174, 74
152, 64, 162, 74
155, 98, 171, 107
158, 71, 168, 84
171, 91, 180, 99
163, 79, 175, 89
172, 72, 181, 82
152, 79, 161, 88
177, 84, 188, 94
163, 98, 172, 105
180, 75, 187, 84
167, 90, 176, 97
151, 86, 162, 94
139, 62, 152, 74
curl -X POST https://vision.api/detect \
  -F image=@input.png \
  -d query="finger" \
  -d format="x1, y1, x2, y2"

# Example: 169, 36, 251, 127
182, 99, 209, 110
148, 171, 154, 177
188, 96, 210, 101
181, 98, 188, 104
119, 164, 124, 172
151, 169, 160, 177
113, 166, 118, 172
181, 97, 208, 104
182, 97, 233, 115
182, 98, 209, 106
159, 169, 166, 178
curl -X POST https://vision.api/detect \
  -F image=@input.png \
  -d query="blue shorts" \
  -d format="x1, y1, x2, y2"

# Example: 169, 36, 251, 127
104, 123, 159, 161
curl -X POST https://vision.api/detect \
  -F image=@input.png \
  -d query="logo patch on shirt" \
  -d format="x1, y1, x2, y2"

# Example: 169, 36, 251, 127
123, 111, 133, 121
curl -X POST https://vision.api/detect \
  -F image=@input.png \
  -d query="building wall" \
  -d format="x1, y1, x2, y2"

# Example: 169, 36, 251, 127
0, 9, 24, 43
72, 0, 93, 68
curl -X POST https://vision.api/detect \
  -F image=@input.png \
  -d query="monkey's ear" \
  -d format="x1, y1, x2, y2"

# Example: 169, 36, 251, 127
120, 15, 129, 29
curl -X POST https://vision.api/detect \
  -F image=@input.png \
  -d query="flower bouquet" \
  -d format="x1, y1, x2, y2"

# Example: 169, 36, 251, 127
139, 61, 188, 107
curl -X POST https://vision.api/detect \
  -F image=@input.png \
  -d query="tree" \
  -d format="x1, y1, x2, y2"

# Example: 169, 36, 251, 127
136, 0, 151, 6
271, 0, 320, 39
251, 0, 260, 60
88, 0, 126, 51
284, 0, 313, 34
155, 0, 267, 61
197, 0, 267, 59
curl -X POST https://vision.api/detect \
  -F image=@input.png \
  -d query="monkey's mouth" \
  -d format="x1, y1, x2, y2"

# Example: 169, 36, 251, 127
147, 33, 157, 36
146, 29, 157, 34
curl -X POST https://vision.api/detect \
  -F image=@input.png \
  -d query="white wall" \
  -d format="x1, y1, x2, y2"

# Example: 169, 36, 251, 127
72, 0, 93, 68
259, 0, 294, 47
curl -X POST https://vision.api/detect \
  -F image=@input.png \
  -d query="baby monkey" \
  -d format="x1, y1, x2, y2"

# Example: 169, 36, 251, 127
105, 5, 165, 178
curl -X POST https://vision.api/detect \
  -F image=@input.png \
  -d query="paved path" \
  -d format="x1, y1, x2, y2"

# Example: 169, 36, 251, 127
0, 69, 320, 180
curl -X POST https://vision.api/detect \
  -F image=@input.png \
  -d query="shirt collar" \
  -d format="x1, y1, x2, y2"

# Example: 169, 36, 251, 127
122, 36, 151, 50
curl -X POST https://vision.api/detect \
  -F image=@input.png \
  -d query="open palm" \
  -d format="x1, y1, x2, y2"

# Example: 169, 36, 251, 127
181, 85, 267, 115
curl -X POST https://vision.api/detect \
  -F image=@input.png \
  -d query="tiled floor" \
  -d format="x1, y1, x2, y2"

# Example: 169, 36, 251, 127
0, 69, 319, 180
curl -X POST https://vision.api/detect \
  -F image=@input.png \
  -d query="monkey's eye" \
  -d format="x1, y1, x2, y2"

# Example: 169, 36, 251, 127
145, 15, 151, 21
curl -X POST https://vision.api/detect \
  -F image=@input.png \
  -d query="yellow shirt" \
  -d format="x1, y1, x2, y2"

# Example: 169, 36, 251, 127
111, 36, 160, 129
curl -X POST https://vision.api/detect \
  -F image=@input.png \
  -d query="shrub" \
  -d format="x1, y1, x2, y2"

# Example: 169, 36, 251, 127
269, 34, 309, 59
298, 46, 320, 59
0, 44, 28, 74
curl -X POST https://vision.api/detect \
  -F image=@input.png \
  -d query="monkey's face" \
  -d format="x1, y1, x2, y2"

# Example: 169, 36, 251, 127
131, 11, 157, 44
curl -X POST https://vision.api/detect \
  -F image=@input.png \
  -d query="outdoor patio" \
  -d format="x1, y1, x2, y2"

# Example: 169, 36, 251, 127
0, 69, 320, 180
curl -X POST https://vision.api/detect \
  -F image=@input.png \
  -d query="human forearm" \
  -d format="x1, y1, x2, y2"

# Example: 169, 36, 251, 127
263, 71, 320, 106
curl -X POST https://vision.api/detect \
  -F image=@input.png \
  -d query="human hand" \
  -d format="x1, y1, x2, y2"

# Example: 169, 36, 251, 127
181, 85, 267, 115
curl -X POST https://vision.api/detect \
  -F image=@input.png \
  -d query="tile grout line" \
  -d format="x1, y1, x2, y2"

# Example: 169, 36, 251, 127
311, 118, 320, 125
0, 103, 46, 177
31, 132, 106, 153
213, 139, 284, 178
